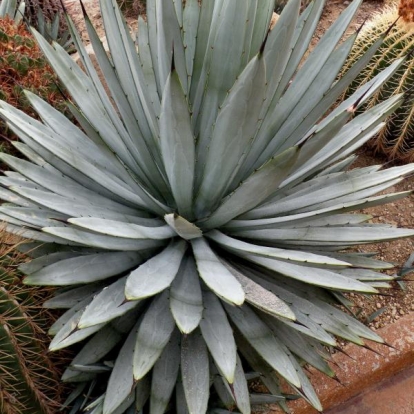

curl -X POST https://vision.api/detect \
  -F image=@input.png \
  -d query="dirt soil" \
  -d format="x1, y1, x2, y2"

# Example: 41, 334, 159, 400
62, 0, 414, 329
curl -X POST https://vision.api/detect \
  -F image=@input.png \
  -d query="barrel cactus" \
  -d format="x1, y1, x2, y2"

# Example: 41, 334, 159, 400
0, 0, 413, 413
0, 228, 64, 414
342, 5, 414, 162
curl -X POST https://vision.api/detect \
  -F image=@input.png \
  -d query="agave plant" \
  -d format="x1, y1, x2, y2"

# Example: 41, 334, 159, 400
0, 0, 414, 412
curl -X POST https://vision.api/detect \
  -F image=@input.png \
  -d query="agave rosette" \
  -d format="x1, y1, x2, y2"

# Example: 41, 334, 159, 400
0, 0, 413, 413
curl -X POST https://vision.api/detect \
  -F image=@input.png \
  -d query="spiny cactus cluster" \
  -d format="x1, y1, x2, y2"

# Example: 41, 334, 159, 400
342, 6, 414, 162
0, 228, 65, 414
0, 16, 66, 143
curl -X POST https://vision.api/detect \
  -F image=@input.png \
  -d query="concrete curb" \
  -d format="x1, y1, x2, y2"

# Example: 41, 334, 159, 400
264, 312, 414, 413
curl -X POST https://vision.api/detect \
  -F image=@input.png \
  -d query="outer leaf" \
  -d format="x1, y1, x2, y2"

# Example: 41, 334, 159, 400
20, 251, 81, 275
235, 331, 285, 397
170, 255, 203, 334
0, 187, 36, 207
266, 318, 334, 378
262, 0, 299, 99
4, 223, 76, 245
78, 277, 145, 328
49, 313, 105, 352
103, 320, 139, 414
268, 332, 322, 411
224, 303, 301, 388
125, 240, 187, 300
242, 254, 377, 293
316, 57, 406, 134
150, 329, 181, 414
146, 0, 159, 89
43, 284, 104, 309
24, 252, 145, 286
212, 373, 235, 410
233, 227, 414, 247
191, 238, 245, 305
176, 380, 190, 414
230, 354, 251, 414
133, 291, 176, 380
48, 297, 93, 336
43, 226, 165, 251
181, 329, 209, 414
207, 230, 350, 267
252, 275, 365, 344
68, 217, 174, 240
200, 291, 237, 383
62, 325, 123, 382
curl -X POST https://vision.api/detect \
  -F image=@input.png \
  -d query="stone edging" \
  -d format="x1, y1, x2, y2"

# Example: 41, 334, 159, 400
264, 312, 414, 413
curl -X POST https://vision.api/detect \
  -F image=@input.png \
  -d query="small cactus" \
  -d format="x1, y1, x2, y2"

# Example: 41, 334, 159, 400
342, 5, 414, 162
0, 227, 66, 413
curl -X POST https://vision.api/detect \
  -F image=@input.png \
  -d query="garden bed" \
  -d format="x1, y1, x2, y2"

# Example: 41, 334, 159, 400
260, 311, 414, 413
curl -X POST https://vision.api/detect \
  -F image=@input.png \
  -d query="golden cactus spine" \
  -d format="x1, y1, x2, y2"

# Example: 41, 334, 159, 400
342, 6, 414, 162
